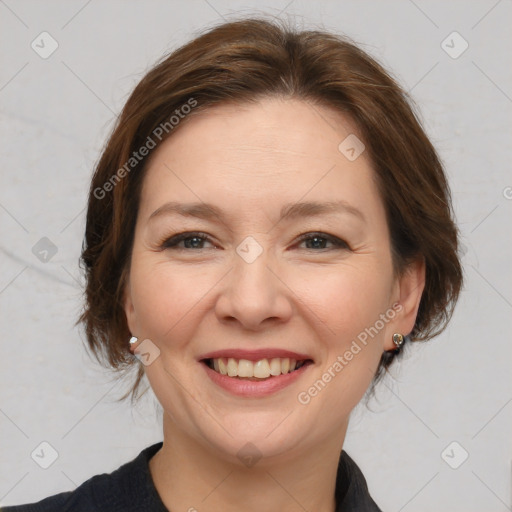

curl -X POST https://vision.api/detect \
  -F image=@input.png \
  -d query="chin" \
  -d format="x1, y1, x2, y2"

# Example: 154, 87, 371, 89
195, 410, 314, 466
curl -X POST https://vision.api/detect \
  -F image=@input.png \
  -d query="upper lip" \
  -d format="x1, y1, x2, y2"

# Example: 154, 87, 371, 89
199, 348, 313, 362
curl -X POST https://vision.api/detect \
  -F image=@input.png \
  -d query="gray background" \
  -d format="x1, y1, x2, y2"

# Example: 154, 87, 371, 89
1, 0, 511, 510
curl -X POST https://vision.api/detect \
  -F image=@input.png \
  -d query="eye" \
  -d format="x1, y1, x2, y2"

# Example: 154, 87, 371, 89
295, 232, 350, 251
159, 231, 350, 252
160, 231, 216, 250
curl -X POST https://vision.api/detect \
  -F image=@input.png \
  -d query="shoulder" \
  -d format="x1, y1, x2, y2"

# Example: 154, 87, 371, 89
1, 442, 165, 512
336, 449, 383, 512
1, 484, 95, 512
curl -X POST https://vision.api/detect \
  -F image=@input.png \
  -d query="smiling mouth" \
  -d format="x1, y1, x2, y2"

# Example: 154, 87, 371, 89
202, 357, 313, 380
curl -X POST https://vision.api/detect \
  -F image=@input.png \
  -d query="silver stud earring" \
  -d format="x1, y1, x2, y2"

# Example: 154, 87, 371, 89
392, 333, 404, 351
129, 336, 138, 351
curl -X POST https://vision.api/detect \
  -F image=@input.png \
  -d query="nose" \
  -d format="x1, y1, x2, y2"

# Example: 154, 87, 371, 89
214, 241, 293, 331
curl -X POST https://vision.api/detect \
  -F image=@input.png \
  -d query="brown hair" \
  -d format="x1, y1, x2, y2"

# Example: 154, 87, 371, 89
77, 17, 463, 405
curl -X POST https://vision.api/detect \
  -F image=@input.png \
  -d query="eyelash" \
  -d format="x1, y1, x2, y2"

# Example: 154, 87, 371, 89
159, 231, 350, 251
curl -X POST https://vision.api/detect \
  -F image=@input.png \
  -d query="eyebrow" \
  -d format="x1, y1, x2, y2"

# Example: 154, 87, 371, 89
148, 199, 366, 224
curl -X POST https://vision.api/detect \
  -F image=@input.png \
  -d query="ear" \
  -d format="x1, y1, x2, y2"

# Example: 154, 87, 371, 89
384, 257, 426, 351
123, 273, 138, 336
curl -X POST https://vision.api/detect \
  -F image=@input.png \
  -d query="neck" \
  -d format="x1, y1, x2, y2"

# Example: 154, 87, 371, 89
149, 413, 348, 512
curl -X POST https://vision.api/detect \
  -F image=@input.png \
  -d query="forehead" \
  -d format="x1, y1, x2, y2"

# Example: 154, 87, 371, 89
138, 98, 383, 223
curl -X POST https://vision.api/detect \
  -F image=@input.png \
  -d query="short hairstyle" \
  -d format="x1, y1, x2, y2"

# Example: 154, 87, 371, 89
77, 17, 463, 405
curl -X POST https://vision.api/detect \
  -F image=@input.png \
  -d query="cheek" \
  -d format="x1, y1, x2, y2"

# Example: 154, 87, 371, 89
296, 262, 392, 340
296, 264, 391, 399
285, 267, 393, 432
129, 255, 219, 347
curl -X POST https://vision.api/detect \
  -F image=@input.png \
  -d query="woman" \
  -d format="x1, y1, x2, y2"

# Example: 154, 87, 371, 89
3, 16, 462, 512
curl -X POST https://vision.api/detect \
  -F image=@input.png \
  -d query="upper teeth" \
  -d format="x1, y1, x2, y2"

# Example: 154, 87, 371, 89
211, 357, 303, 378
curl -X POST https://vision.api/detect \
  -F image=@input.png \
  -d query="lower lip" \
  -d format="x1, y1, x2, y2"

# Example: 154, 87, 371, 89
201, 361, 312, 397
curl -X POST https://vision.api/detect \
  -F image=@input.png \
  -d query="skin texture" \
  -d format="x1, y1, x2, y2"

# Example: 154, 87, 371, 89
124, 97, 425, 512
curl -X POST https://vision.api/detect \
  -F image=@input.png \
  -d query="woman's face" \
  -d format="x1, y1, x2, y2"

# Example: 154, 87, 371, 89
124, 97, 423, 463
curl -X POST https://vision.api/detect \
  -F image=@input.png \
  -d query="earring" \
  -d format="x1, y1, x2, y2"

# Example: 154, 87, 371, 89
392, 333, 404, 351
129, 336, 138, 352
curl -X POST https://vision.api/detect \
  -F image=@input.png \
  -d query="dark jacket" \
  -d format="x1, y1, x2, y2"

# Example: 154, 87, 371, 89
1, 442, 382, 511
